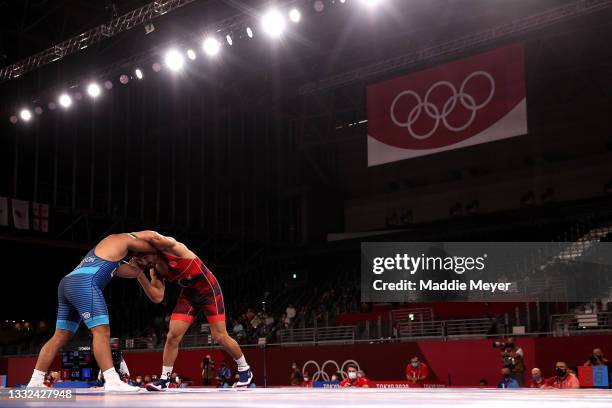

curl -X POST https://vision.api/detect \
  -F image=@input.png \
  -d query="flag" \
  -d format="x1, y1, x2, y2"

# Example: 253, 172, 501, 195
0, 197, 8, 226
11, 199, 29, 230
32, 202, 50, 232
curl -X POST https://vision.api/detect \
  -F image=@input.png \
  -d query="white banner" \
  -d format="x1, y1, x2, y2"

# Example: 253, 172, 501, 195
11, 199, 30, 230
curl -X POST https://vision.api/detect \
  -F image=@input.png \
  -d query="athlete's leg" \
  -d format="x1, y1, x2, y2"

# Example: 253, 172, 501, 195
34, 329, 73, 371
163, 318, 191, 367
209, 320, 242, 360
28, 278, 80, 387
91, 324, 113, 371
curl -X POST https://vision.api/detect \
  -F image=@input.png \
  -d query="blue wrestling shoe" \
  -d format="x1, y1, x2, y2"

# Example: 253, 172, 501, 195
145, 377, 169, 392
236, 367, 253, 387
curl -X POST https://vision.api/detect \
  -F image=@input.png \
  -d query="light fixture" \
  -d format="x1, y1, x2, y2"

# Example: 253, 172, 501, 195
164, 49, 185, 71
58, 94, 72, 108
19, 109, 32, 122
135, 68, 144, 79
261, 9, 286, 38
289, 8, 301, 23
87, 83, 101, 98
246, 27, 254, 38
203, 37, 221, 57
226, 34, 233, 46
187, 49, 197, 60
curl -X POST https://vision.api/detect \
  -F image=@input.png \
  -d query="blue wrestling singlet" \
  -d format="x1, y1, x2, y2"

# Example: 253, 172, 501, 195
55, 248, 120, 332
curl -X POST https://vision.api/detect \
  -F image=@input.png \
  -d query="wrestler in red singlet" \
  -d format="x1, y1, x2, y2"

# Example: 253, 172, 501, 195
159, 253, 226, 324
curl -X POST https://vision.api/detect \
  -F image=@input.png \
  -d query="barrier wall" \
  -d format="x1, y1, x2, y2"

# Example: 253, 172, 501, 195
1, 335, 608, 387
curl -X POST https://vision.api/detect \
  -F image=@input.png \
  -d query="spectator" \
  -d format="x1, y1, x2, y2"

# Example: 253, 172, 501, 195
232, 319, 246, 343
527, 368, 545, 388
331, 372, 341, 382
340, 365, 369, 388
134, 375, 144, 387
216, 360, 232, 388
151, 374, 159, 382
286, 304, 296, 321
546, 361, 579, 389
290, 362, 303, 386
497, 366, 520, 388
302, 370, 312, 387
200, 354, 215, 386
405, 356, 429, 385
500, 337, 525, 386
144, 375, 152, 384
357, 369, 370, 387
584, 348, 609, 367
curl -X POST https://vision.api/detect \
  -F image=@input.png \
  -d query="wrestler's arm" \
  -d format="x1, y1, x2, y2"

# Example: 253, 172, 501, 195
137, 268, 165, 304
130, 230, 193, 257
95, 233, 157, 261
114, 262, 143, 279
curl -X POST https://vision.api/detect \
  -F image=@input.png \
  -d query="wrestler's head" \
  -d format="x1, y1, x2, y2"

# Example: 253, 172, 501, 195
132, 251, 168, 277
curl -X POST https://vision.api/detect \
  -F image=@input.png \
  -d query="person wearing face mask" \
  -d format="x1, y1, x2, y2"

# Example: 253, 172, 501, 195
331, 372, 341, 383
301, 370, 313, 387
527, 368, 546, 388
134, 376, 144, 387
497, 366, 520, 388
405, 356, 429, 386
340, 365, 369, 388
547, 362, 579, 389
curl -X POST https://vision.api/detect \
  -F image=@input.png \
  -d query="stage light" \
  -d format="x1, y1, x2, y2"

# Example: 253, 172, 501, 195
246, 27, 254, 38
9, 116, 18, 124
48, 102, 57, 111
152, 62, 162, 72
226, 34, 233, 46
119, 74, 129, 85
34, 106, 43, 115
164, 49, 184, 71
135, 68, 144, 79
340, 0, 347, 3
58, 94, 72, 108
87, 83, 101, 98
262, 9, 286, 38
19, 109, 32, 122
314, 1, 325, 12
187, 49, 197, 60
203, 37, 221, 57
104, 80, 113, 90
289, 8, 301, 23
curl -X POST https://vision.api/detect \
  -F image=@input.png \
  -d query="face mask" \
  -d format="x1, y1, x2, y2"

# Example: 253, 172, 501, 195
331, 376, 338, 381
556, 368, 567, 377
348, 372, 357, 380
503, 373, 511, 379
532, 375, 541, 382
412, 362, 419, 368
357, 373, 363, 378
303, 377, 309, 381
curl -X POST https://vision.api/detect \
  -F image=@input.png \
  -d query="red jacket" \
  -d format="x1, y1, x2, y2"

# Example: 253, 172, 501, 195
527, 378, 546, 388
340, 377, 370, 388
546, 373, 579, 389
406, 363, 429, 383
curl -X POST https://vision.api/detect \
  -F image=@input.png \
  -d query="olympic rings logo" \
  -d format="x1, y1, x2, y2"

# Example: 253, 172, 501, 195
302, 359, 360, 382
390, 71, 495, 140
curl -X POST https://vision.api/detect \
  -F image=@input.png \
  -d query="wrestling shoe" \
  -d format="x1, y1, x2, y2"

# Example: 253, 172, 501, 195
104, 380, 141, 392
145, 377, 170, 392
236, 367, 253, 387
26, 380, 44, 388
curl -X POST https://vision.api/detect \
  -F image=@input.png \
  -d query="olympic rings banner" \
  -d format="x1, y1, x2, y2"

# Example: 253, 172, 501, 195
367, 44, 527, 166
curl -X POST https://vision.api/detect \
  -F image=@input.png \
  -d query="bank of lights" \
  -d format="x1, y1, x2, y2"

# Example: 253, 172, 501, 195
11, 0, 381, 124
